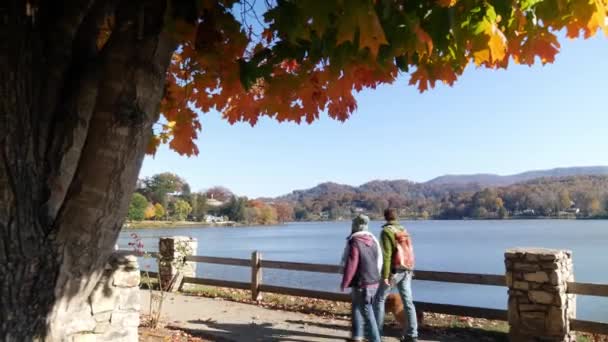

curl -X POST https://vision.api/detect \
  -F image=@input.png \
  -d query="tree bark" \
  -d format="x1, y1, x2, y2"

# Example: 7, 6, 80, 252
0, 1, 176, 340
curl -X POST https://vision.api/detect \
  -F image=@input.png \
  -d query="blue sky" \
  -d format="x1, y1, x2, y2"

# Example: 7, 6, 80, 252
141, 35, 608, 198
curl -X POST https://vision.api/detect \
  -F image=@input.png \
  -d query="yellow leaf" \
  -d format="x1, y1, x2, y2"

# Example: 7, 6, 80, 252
357, 7, 388, 57
471, 21, 507, 65
473, 49, 491, 66
336, 4, 388, 56
488, 25, 507, 62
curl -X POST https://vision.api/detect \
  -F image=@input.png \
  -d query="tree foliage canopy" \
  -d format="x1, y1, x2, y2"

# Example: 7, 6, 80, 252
128, 193, 150, 221
140, 0, 608, 155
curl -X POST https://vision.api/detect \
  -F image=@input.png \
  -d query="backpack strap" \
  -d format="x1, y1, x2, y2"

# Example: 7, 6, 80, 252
386, 224, 406, 235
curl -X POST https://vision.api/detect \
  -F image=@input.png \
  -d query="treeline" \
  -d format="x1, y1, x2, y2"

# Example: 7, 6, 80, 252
128, 173, 608, 224
127, 172, 294, 225
437, 176, 608, 219
284, 176, 608, 220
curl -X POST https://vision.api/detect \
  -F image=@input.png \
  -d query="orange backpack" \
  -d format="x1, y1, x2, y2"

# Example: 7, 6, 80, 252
388, 226, 415, 270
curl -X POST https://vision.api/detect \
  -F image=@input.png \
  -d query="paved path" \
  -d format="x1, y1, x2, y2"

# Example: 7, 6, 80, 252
142, 292, 438, 342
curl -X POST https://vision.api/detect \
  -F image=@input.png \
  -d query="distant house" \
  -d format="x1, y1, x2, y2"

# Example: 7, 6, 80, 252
206, 198, 224, 207
564, 208, 580, 214
522, 209, 536, 216
204, 214, 226, 223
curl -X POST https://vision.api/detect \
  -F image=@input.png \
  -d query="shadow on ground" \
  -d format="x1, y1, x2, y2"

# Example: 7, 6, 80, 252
172, 319, 340, 342
168, 318, 508, 342
284, 319, 508, 342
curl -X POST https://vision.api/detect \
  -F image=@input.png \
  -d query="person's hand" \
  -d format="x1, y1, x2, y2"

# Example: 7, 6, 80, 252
383, 278, 390, 286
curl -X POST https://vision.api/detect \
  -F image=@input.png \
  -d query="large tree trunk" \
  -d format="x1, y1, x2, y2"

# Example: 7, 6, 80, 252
0, 1, 176, 340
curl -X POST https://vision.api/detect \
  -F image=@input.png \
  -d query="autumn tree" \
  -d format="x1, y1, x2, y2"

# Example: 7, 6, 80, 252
154, 203, 166, 220
273, 202, 295, 222
259, 205, 278, 225
1, 0, 606, 339
169, 199, 192, 221
144, 204, 157, 220
127, 193, 149, 221
140, 172, 189, 206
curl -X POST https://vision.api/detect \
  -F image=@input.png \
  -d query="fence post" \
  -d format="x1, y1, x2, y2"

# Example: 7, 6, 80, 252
505, 248, 576, 342
158, 236, 198, 292
251, 251, 262, 301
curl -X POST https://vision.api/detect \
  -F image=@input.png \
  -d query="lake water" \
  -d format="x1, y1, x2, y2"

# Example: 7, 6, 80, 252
118, 220, 608, 322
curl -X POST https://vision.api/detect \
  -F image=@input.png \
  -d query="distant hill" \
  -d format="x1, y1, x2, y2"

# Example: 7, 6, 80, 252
275, 166, 608, 221
425, 166, 608, 188
280, 166, 608, 201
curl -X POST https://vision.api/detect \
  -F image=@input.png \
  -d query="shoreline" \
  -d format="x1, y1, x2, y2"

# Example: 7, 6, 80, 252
124, 216, 608, 229
124, 220, 287, 229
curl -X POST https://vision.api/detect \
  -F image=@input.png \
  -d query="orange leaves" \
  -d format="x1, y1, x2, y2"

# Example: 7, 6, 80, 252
168, 108, 201, 156
150, 0, 605, 156
547, 0, 608, 39
279, 59, 299, 73
577, 6, 608, 38
471, 21, 507, 66
409, 62, 459, 93
512, 30, 561, 65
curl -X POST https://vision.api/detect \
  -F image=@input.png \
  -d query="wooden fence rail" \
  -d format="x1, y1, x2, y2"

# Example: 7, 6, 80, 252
567, 282, 608, 297
133, 250, 608, 336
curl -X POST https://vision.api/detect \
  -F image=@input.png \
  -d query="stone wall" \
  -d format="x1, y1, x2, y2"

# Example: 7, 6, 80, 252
69, 252, 140, 342
505, 248, 576, 342
159, 236, 197, 292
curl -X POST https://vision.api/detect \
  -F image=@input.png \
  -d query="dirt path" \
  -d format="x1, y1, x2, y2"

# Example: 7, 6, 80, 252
142, 292, 440, 342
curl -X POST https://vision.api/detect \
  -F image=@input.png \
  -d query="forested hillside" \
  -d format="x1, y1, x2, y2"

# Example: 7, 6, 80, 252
280, 173, 608, 220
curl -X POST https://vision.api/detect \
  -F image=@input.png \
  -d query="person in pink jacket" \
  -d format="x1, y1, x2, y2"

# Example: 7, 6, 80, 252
340, 214, 382, 342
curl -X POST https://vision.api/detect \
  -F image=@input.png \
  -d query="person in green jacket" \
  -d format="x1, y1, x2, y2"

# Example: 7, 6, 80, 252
373, 208, 418, 342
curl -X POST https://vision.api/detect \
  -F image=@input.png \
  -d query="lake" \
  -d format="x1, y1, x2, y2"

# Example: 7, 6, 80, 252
117, 219, 608, 322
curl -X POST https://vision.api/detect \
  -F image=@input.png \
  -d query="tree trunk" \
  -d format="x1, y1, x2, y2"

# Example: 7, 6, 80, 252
0, 1, 176, 340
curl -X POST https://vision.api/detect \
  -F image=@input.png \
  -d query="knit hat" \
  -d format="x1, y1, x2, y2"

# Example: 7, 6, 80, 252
351, 214, 370, 233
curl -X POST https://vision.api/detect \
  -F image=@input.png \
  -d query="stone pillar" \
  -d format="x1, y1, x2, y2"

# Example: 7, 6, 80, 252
158, 236, 197, 291
68, 252, 141, 342
505, 248, 576, 342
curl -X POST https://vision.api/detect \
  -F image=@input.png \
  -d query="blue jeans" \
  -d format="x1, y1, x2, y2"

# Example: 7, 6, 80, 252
374, 270, 418, 340
351, 287, 381, 342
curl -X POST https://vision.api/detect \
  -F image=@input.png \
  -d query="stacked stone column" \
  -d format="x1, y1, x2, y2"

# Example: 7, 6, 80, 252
68, 253, 141, 342
158, 236, 198, 292
505, 248, 576, 342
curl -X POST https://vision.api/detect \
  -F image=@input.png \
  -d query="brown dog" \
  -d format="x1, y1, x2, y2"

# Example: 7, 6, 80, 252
384, 293, 424, 328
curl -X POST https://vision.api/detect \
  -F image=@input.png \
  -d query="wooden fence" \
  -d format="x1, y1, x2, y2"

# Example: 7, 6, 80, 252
138, 251, 608, 336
